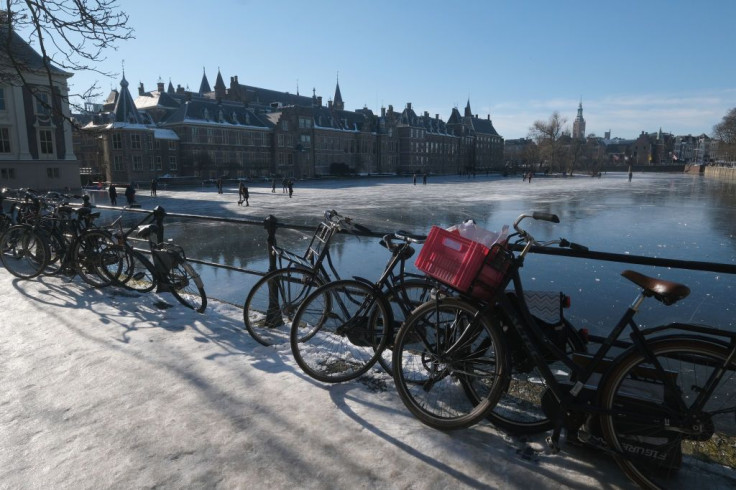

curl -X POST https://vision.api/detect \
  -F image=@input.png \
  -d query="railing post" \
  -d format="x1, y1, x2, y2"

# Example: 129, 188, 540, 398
263, 214, 282, 326
153, 205, 166, 243
264, 214, 278, 272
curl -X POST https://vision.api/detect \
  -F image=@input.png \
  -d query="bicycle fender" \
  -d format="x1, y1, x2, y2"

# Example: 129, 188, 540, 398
351, 276, 381, 294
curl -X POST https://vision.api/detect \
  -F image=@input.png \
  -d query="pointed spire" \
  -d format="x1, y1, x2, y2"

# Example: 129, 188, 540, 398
214, 68, 226, 98
464, 99, 472, 118
333, 73, 344, 110
199, 67, 211, 94
113, 73, 143, 124
167, 79, 175, 95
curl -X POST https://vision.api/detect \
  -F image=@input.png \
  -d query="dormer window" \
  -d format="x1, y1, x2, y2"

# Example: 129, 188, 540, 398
203, 108, 209, 120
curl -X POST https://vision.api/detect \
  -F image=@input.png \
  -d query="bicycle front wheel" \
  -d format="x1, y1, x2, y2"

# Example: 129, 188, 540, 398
243, 267, 325, 346
0, 225, 49, 279
392, 297, 508, 430
290, 279, 389, 383
598, 337, 736, 489
169, 260, 207, 313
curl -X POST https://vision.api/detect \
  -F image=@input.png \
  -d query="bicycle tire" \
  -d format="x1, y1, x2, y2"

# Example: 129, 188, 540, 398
73, 230, 118, 288
597, 337, 736, 489
243, 267, 326, 346
42, 228, 68, 276
117, 248, 157, 293
290, 279, 389, 383
375, 279, 435, 375
0, 225, 49, 279
169, 260, 207, 313
392, 297, 508, 430
478, 310, 587, 435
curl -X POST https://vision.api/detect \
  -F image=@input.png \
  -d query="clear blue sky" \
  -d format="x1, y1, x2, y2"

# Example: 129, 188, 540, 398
58, 0, 735, 140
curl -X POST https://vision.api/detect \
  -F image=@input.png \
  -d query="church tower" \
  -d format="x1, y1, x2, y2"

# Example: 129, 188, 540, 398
572, 100, 586, 139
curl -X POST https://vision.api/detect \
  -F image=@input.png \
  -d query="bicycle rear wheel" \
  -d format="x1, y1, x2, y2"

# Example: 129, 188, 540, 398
598, 337, 736, 489
392, 297, 507, 430
117, 249, 157, 293
375, 279, 434, 375
169, 260, 207, 313
290, 279, 389, 383
0, 225, 49, 279
244, 267, 325, 346
74, 230, 118, 288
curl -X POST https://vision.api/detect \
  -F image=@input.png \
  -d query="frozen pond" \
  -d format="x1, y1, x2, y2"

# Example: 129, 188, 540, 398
84, 172, 736, 335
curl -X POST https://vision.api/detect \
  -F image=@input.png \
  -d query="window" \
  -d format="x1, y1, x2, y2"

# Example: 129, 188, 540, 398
281, 120, 289, 131
0, 127, 10, 153
168, 156, 177, 170
39, 129, 54, 155
46, 167, 60, 178
130, 134, 141, 150
168, 141, 176, 151
112, 155, 123, 171
300, 134, 311, 148
155, 156, 162, 170
132, 155, 143, 171
112, 133, 122, 150
298, 117, 312, 129
35, 91, 50, 115
1, 168, 16, 179
0, 88, 5, 111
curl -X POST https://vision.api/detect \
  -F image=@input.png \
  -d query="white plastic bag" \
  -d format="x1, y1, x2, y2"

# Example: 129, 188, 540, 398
446, 219, 509, 248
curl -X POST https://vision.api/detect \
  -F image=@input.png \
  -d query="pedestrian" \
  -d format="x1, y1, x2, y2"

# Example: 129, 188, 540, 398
271, 178, 276, 193
217, 178, 223, 194
413, 173, 417, 185
108, 183, 117, 206
628, 170, 633, 182
423, 173, 427, 185
150, 178, 158, 197
527, 171, 533, 183
124, 183, 136, 205
282, 178, 287, 193
287, 179, 293, 198
238, 182, 249, 206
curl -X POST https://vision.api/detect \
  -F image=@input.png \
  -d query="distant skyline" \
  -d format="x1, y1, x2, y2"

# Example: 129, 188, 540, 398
36, 0, 735, 140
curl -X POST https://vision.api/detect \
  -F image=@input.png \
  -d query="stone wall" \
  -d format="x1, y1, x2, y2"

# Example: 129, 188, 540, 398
704, 165, 736, 181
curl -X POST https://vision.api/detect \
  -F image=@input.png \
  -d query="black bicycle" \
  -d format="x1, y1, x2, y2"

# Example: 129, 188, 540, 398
289, 231, 435, 383
97, 205, 207, 312
243, 209, 362, 346
394, 212, 736, 489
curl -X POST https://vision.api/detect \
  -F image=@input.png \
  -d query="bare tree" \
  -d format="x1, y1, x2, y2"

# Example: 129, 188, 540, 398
713, 107, 736, 163
528, 111, 568, 173
1, 1, 133, 116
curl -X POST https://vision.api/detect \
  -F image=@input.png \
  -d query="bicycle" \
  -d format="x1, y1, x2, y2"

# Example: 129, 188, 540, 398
243, 209, 362, 346
394, 212, 736, 489
99, 205, 207, 313
288, 231, 435, 383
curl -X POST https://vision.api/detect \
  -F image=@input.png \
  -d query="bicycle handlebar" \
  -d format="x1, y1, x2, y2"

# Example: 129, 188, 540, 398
513, 212, 588, 254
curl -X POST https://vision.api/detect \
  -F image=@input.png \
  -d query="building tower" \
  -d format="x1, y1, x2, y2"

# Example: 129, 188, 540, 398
572, 100, 586, 139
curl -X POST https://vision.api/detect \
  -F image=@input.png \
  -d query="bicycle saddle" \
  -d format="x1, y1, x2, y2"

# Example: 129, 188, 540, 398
621, 270, 690, 306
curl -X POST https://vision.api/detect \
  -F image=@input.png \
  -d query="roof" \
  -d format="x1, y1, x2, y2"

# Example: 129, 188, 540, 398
0, 24, 71, 78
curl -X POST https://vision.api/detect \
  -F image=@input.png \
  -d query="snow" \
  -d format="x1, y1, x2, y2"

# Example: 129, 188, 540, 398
2, 177, 734, 489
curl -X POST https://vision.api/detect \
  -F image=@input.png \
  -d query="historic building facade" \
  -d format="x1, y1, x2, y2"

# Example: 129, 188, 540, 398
72, 69, 505, 184
0, 18, 79, 190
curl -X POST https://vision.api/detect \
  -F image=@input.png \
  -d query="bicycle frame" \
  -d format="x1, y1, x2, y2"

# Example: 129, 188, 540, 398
480, 215, 736, 454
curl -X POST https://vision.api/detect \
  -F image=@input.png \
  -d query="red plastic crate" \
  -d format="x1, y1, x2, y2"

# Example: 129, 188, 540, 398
415, 226, 510, 300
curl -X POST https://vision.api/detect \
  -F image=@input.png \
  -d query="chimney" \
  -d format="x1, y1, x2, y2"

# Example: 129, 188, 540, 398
487, 115, 490, 120
317, 96, 322, 106
435, 114, 439, 120
424, 111, 429, 117
328, 100, 333, 109
381, 107, 386, 117
138, 82, 145, 96
406, 102, 412, 110
157, 81, 164, 92
388, 104, 393, 113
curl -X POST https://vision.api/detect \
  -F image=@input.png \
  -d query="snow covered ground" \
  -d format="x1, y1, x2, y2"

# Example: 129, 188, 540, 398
2, 176, 735, 489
